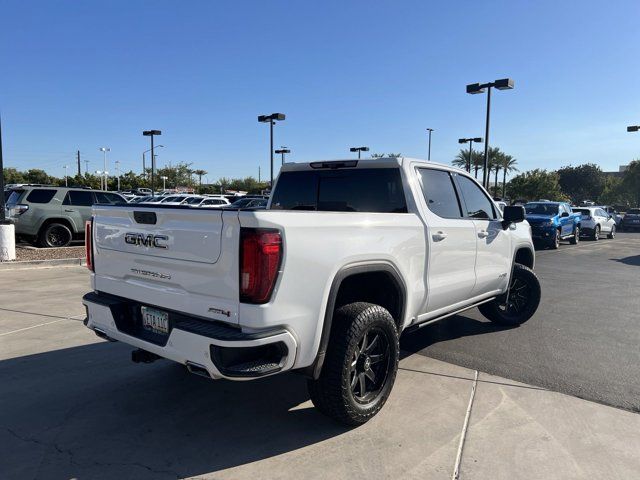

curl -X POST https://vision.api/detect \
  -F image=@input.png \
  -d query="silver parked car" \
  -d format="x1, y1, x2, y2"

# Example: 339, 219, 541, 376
5, 186, 126, 247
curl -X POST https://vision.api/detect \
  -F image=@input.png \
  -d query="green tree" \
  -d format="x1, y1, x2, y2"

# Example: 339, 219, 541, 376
24, 169, 53, 184
193, 169, 208, 190
506, 169, 567, 202
452, 149, 483, 174
621, 160, 640, 206
501, 154, 518, 198
370, 153, 402, 158
557, 164, 605, 204
2, 168, 25, 184
599, 176, 634, 206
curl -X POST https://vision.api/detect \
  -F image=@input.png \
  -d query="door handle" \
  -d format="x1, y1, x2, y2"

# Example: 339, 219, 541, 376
64, 209, 75, 212
478, 230, 489, 238
432, 231, 448, 241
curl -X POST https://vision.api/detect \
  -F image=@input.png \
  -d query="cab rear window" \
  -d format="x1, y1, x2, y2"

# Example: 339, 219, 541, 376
26, 189, 57, 204
271, 168, 407, 213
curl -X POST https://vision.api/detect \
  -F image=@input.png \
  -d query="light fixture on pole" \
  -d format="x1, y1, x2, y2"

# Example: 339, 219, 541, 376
628, 125, 640, 132
142, 144, 164, 179
349, 146, 369, 159
458, 137, 483, 173
99, 147, 110, 191
143, 130, 162, 196
275, 146, 291, 166
258, 113, 286, 188
426, 128, 434, 161
466, 78, 514, 188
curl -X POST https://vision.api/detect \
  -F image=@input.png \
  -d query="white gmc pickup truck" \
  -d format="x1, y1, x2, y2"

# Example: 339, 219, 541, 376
83, 158, 540, 425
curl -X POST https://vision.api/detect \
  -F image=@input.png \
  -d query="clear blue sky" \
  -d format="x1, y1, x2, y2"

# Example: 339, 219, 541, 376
1, 0, 639, 182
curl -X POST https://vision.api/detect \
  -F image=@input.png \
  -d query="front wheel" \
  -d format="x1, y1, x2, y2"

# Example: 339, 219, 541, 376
608, 225, 616, 239
550, 229, 561, 249
478, 264, 541, 326
307, 302, 399, 426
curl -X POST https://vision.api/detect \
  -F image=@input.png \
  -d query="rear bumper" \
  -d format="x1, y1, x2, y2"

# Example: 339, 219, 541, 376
82, 291, 297, 380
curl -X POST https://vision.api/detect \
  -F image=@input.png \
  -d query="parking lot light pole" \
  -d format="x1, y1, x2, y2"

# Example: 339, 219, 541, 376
99, 147, 110, 191
349, 146, 369, 159
258, 113, 286, 188
458, 137, 483, 173
275, 147, 291, 166
426, 128, 434, 161
63, 165, 69, 186
466, 78, 514, 189
143, 130, 162, 196
142, 144, 163, 179
0, 116, 5, 223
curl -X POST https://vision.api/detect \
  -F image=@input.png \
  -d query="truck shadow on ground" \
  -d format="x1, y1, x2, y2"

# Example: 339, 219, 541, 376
613, 255, 640, 266
0, 342, 349, 479
399, 314, 516, 360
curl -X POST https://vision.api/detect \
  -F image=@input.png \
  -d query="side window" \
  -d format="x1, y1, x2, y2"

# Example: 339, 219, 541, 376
455, 175, 496, 220
417, 169, 462, 218
95, 192, 125, 205
26, 189, 57, 204
66, 190, 94, 207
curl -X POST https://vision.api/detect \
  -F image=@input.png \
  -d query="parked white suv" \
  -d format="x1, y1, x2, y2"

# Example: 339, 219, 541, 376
82, 158, 540, 425
572, 206, 616, 240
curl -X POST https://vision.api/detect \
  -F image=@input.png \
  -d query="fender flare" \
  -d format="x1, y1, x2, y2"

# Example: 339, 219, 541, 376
305, 262, 407, 379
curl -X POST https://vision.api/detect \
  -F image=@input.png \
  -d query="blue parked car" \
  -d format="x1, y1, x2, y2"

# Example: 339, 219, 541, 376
524, 201, 581, 249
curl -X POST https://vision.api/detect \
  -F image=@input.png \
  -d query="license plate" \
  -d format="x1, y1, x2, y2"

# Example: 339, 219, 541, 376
141, 306, 169, 335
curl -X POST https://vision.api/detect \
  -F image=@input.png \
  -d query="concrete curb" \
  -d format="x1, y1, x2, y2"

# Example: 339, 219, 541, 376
0, 257, 86, 270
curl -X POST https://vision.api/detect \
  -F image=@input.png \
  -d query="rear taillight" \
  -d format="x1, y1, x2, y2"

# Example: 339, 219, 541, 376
85, 219, 94, 272
239, 228, 282, 304
11, 204, 29, 216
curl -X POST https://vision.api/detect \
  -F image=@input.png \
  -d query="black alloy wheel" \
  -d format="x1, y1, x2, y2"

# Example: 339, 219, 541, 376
349, 327, 392, 404
41, 223, 73, 248
307, 302, 399, 425
478, 264, 541, 326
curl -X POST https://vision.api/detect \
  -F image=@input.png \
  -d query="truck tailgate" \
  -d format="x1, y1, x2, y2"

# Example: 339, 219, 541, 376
91, 206, 241, 324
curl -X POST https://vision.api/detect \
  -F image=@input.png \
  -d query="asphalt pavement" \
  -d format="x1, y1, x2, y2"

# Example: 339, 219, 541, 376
402, 231, 640, 413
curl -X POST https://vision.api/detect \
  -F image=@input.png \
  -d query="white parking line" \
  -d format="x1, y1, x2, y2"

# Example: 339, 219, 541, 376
0, 319, 66, 336
452, 370, 479, 480
0, 314, 85, 337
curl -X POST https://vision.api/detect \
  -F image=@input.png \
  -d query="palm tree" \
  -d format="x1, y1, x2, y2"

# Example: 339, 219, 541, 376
453, 149, 483, 174
501, 155, 518, 198
452, 149, 470, 171
193, 169, 208, 187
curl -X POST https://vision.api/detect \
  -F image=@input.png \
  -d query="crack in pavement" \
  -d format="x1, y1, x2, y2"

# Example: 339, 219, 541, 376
5, 427, 181, 479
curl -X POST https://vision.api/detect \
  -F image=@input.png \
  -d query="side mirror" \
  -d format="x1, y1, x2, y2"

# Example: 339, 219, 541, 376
561, 211, 569, 217
502, 205, 525, 229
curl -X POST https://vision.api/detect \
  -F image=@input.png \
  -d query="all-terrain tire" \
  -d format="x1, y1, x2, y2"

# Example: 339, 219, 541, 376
478, 264, 541, 326
38, 222, 73, 248
307, 302, 399, 426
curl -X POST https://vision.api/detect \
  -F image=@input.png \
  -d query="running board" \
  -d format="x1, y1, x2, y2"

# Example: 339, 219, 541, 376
404, 298, 495, 334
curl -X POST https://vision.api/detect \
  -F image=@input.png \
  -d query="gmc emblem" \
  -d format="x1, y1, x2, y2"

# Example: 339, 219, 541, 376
125, 232, 169, 249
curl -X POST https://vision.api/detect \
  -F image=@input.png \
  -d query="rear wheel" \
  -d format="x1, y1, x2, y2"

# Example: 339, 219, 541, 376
39, 223, 73, 248
307, 302, 399, 425
608, 225, 616, 239
478, 264, 541, 326
570, 226, 580, 245
592, 225, 600, 241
